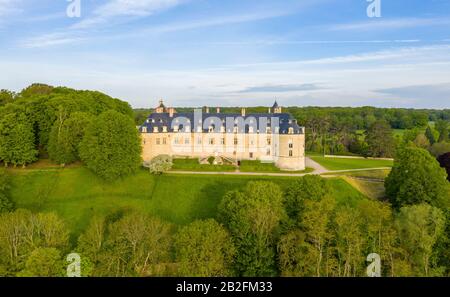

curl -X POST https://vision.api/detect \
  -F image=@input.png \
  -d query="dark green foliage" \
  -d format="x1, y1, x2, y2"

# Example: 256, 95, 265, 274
48, 112, 93, 165
283, 175, 331, 223
437, 153, 450, 182
0, 169, 14, 212
18, 247, 64, 277
79, 110, 142, 181
0, 90, 15, 106
175, 219, 235, 276
0, 84, 135, 170
436, 120, 449, 142
0, 113, 38, 167
386, 147, 450, 209
425, 126, 436, 144
365, 120, 395, 157
218, 181, 285, 276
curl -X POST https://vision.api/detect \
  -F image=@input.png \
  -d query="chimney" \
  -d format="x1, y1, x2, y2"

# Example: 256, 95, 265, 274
169, 108, 174, 117
268, 107, 271, 114
205, 107, 210, 113
216, 107, 220, 113
241, 108, 246, 117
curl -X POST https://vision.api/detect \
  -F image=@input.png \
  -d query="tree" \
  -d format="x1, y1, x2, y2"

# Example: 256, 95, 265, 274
385, 147, 450, 209
79, 110, 142, 180
413, 134, 430, 149
300, 196, 335, 276
0, 113, 38, 167
283, 175, 331, 224
333, 206, 366, 277
0, 169, 14, 213
0, 210, 69, 275
425, 126, 436, 145
0, 90, 15, 106
436, 120, 449, 142
365, 120, 395, 157
429, 142, 450, 158
278, 230, 316, 276
18, 247, 64, 277
148, 155, 173, 174
175, 219, 235, 276
396, 204, 445, 276
19, 83, 53, 98
437, 153, 450, 182
218, 181, 286, 276
357, 200, 399, 276
90, 212, 172, 276
48, 112, 93, 165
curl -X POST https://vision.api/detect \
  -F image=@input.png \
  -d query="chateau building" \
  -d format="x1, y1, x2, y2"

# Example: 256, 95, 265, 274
139, 100, 306, 170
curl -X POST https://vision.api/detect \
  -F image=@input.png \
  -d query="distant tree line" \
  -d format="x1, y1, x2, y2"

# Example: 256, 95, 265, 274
0, 146, 448, 277
0, 84, 141, 180
134, 106, 450, 159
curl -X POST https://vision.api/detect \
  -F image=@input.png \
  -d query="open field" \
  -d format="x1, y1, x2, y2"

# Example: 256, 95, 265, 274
307, 154, 393, 171
8, 167, 367, 243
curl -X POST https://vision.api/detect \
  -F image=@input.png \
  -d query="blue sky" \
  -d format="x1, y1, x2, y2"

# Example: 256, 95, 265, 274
0, 0, 450, 108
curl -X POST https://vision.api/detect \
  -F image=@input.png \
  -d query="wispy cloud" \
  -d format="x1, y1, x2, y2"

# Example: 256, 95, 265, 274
20, 32, 86, 48
374, 83, 450, 103
19, 9, 296, 48
72, 0, 190, 29
330, 17, 450, 31
237, 83, 326, 93
0, 0, 22, 16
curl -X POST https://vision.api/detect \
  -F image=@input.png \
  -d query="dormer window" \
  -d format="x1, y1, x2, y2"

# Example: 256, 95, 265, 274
142, 127, 147, 133
174, 125, 179, 132
185, 126, 191, 133
197, 126, 202, 133
249, 127, 254, 133
153, 127, 158, 133
288, 127, 294, 134
233, 126, 238, 133
151, 119, 155, 123
208, 126, 214, 133
220, 126, 225, 133
163, 126, 168, 133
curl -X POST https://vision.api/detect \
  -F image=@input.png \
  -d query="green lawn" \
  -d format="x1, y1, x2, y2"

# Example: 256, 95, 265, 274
171, 158, 236, 172
239, 160, 314, 173
308, 154, 393, 171
8, 167, 366, 243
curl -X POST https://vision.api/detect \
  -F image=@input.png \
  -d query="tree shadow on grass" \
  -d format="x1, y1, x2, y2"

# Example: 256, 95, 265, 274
190, 179, 248, 222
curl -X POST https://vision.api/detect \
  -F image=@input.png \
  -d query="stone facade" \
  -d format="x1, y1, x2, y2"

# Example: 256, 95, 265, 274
139, 101, 306, 171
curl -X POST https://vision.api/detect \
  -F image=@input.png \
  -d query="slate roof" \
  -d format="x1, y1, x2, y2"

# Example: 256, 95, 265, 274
139, 111, 304, 135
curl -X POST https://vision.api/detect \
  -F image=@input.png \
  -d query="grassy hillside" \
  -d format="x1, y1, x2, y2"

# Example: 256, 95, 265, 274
308, 154, 393, 171
8, 167, 366, 242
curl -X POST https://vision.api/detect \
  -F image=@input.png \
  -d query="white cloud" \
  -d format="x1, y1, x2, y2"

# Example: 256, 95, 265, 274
20, 32, 86, 48
0, 0, 22, 16
72, 0, 189, 29
3, 44, 450, 108
329, 17, 450, 31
